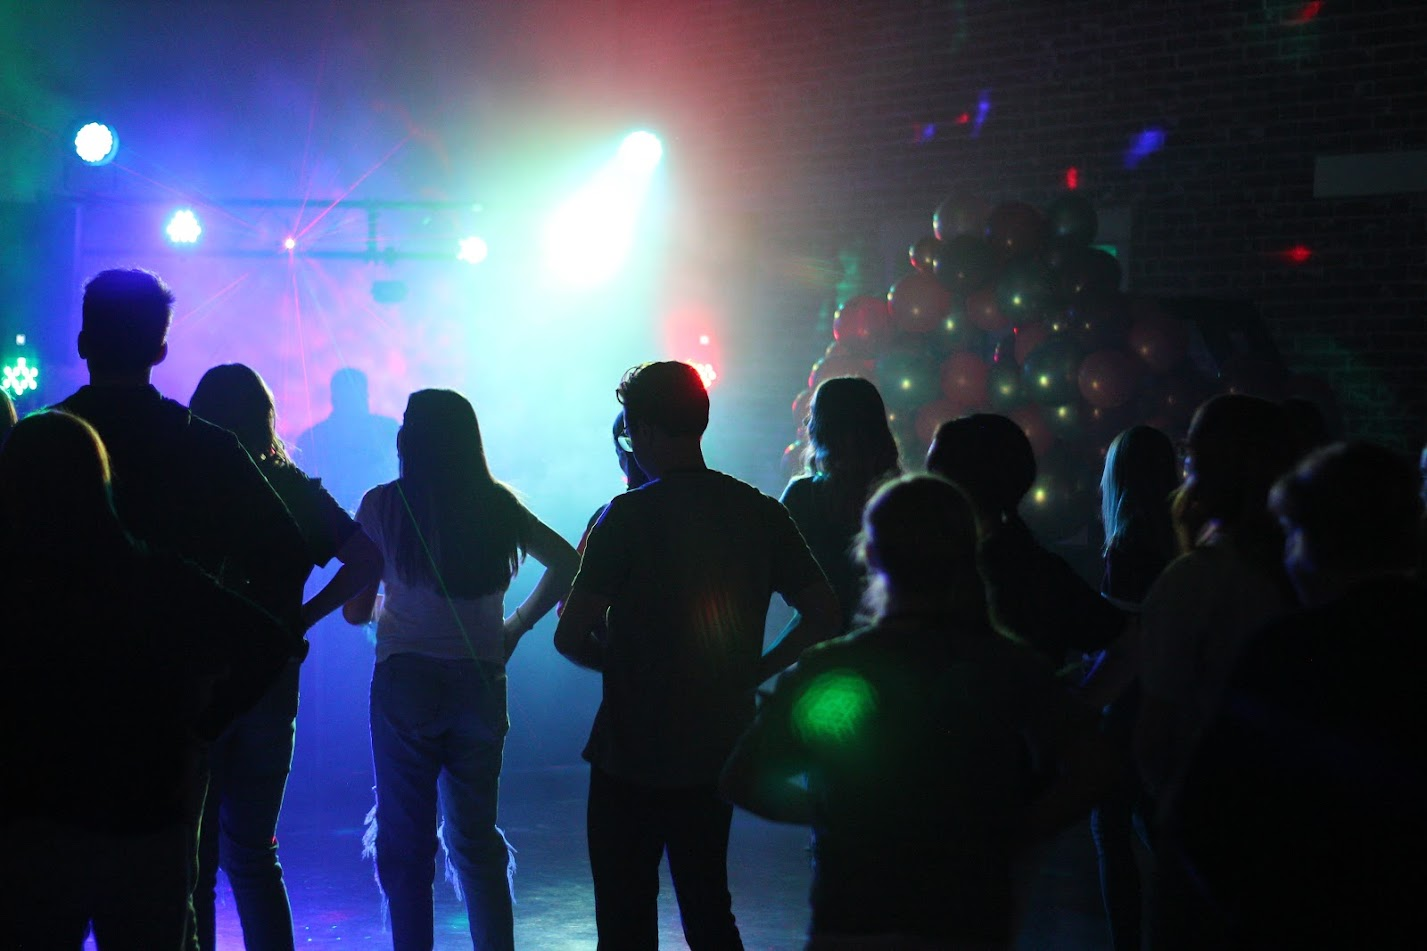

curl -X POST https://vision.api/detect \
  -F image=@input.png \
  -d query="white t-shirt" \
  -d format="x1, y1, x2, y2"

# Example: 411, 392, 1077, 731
356, 481, 509, 664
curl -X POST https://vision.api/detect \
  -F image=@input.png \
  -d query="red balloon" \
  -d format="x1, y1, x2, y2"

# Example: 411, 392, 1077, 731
939, 352, 990, 407
915, 398, 967, 444
791, 388, 812, 426
1008, 404, 1055, 458
888, 272, 953, 335
1077, 349, 1139, 409
808, 353, 873, 390
833, 294, 893, 354
1126, 311, 1190, 373
986, 201, 1048, 258
1013, 321, 1052, 365
966, 287, 1011, 334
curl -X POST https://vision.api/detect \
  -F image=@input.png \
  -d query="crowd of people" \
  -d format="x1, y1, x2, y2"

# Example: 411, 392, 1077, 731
0, 266, 1422, 951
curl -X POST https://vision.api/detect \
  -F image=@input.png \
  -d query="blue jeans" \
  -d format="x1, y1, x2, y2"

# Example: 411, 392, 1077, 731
195, 659, 299, 951
370, 654, 514, 951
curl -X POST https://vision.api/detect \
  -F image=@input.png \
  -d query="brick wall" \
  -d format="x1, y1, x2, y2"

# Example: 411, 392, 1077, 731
618, 0, 1426, 449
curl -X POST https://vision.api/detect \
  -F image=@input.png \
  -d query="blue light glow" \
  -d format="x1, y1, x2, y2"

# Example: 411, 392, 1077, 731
74, 122, 118, 165
165, 209, 202, 245
1125, 128, 1166, 169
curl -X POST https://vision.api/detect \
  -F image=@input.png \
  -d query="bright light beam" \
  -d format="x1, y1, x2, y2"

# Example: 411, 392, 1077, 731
545, 132, 664, 288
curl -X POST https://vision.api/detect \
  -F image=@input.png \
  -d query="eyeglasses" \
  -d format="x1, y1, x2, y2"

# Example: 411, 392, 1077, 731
616, 429, 634, 453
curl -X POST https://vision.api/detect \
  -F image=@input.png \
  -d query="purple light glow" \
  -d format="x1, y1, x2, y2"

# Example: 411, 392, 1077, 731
1124, 128, 1166, 169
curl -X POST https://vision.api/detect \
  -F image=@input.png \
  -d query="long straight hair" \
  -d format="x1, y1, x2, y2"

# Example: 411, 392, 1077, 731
804, 376, 901, 513
1101, 425, 1179, 562
189, 363, 290, 466
390, 389, 526, 598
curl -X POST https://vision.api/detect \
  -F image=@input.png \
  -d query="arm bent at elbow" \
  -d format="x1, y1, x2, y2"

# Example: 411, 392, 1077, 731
303, 529, 383, 629
757, 579, 840, 684
502, 514, 580, 659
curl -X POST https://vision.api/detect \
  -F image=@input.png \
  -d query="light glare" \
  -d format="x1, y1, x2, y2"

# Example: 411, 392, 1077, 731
75, 122, 118, 165
165, 209, 202, 245
457, 236, 489, 265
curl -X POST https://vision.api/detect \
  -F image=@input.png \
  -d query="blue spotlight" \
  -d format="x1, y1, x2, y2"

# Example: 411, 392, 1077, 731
74, 122, 119, 165
165, 209, 202, 245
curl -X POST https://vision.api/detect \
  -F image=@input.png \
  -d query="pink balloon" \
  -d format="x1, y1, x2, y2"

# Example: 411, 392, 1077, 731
1077, 349, 1139, 409
833, 295, 893, 354
1013, 321, 1051, 365
965, 287, 1012, 334
915, 398, 967, 444
939, 352, 990, 407
888, 272, 953, 334
1008, 404, 1055, 458
1127, 312, 1190, 373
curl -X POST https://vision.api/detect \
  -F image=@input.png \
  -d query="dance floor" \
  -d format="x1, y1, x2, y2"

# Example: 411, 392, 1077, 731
138, 761, 1111, 950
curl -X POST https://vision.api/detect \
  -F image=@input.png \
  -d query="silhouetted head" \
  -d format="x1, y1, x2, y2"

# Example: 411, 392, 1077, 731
0, 411, 128, 557
190, 363, 287, 464
1281, 396, 1331, 456
616, 361, 709, 439
1175, 394, 1297, 552
0, 389, 15, 443
856, 474, 990, 627
1271, 441, 1423, 604
330, 368, 370, 416
612, 411, 649, 490
77, 268, 174, 375
399, 389, 488, 481
1101, 425, 1179, 558
925, 414, 1036, 521
805, 376, 900, 483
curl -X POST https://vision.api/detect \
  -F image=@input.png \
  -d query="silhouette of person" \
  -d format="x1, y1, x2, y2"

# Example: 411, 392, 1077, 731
721, 474, 1113, 949
0, 412, 293, 950
294, 368, 399, 513
1087, 425, 1180, 951
780, 376, 901, 632
55, 269, 310, 648
0, 388, 15, 442
1170, 442, 1426, 949
187, 364, 383, 951
555, 361, 840, 951
344, 389, 579, 951
926, 413, 1125, 666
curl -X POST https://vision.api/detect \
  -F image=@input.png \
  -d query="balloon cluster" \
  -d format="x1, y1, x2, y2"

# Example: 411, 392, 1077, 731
789, 193, 1223, 540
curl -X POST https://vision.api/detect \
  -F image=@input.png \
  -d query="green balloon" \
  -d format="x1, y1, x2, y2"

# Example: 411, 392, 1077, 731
987, 360, 1023, 410
875, 347, 940, 413
1021, 337, 1083, 406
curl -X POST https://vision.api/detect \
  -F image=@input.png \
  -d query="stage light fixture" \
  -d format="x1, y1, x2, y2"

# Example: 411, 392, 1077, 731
2, 357, 39, 397
283, 236, 297, 251
165, 209, 202, 245
457, 236, 489, 265
74, 122, 118, 165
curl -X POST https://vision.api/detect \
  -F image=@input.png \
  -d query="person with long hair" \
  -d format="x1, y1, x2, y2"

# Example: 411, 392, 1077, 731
344, 389, 579, 951
781, 376, 901, 631
0, 388, 15, 442
1087, 425, 1180, 951
721, 475, 1111, 949
0, 412, 292, 949
926, 414, 1125, 665
188, 363, 383, 950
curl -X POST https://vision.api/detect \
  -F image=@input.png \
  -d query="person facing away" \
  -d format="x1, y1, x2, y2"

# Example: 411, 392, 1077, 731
554, 361, 840, 951
187, 363, 383, 951
55, 268, 310, 682
1086, 425, 1181, 951
294, 367, 400, 513
926, 413, 1126, 667
0, 412, 294, 950
0, 388, 15, 442
780, 376, 902, 633
344, 388, 579, 951
1169, 441, 1427, 949
720, 474, 1113, 950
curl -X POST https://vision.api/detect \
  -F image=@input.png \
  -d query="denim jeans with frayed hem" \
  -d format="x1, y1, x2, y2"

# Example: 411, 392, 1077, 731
369, 653, 514, 951
195, 658, 300, 951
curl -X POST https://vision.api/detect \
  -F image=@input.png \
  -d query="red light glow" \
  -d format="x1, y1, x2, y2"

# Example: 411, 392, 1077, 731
956, 112, 970, 125
1289, 1, 1323, 24
1284, 245, 1313, 264
1065, 167, 1079, 190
